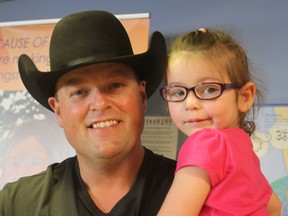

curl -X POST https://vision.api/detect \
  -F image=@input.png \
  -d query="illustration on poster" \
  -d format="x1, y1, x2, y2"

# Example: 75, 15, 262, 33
0, 36, 49, 49
250, 106, 288, 215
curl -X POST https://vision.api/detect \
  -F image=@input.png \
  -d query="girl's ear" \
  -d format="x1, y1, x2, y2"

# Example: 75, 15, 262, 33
238, 82, 256, 113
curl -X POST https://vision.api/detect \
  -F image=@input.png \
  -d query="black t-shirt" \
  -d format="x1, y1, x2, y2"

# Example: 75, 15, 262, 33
0, 148, 176, 216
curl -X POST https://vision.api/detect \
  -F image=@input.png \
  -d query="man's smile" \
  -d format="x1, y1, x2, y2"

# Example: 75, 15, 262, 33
90, 120, 120, 129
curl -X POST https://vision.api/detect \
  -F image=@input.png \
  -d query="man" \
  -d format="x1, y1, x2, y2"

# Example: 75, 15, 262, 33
0, 10, 176, 215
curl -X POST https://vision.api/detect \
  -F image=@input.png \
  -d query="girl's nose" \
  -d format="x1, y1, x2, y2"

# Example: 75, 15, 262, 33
185, 91, 201, 110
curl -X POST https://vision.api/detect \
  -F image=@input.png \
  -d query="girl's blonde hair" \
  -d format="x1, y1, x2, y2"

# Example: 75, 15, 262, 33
168, 29, 265, 135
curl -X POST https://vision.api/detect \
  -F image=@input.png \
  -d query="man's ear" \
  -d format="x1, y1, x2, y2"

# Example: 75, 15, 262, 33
238, 82, 256, 113
139, 81, 147, 110
48, 97, 63, 127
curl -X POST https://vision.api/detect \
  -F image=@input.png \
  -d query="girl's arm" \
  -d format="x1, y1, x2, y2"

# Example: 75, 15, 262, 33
267, 192, 282, 216
157, 166, 211, 216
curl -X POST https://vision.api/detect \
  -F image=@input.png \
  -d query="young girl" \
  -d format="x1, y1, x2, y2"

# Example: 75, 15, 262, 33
158, 28, 282, 215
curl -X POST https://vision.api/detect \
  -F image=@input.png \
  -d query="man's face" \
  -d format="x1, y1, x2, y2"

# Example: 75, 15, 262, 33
48, 63, 147, 164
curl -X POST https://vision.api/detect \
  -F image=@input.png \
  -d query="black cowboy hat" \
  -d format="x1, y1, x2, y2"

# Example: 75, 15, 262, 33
18, 10, 167, 112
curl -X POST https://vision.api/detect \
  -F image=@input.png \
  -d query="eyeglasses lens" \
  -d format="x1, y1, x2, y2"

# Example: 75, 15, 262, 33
195, 83, 222, 99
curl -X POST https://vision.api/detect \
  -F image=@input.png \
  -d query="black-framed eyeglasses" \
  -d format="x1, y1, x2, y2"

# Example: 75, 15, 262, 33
160, 82, 241, 102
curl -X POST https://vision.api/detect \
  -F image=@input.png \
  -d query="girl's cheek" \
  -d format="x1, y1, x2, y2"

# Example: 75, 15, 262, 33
168, 106, 180, 123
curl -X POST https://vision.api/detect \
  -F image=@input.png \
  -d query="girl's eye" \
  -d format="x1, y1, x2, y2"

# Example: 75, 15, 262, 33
203, 87, 219, 95
171, 88, 185, 97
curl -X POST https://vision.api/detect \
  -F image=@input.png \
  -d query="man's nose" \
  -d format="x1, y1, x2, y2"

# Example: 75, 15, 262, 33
89, 90, 109, 111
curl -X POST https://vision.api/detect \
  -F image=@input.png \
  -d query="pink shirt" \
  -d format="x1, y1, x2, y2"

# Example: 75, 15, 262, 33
176, 128, 272, 215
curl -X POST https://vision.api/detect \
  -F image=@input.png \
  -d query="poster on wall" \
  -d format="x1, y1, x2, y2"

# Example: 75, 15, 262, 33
141, 116, 178, 160
0, 13, 150, 188
251, 105, 288, 213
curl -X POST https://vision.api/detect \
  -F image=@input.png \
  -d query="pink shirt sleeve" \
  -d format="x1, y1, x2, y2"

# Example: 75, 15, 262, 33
176, 128, 229, 186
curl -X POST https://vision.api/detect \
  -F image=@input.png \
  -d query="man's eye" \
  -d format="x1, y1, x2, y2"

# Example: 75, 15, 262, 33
72, 89, 88, 96
109, 82, 124, 90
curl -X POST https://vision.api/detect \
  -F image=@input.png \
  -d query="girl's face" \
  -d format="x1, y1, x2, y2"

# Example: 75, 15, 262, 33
167, 53, 253, 136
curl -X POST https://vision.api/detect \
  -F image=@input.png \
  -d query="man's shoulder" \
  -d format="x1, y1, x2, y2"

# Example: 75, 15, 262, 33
0, 157, 79, 215
1, 156, 76, 195
144, 148, 176, 175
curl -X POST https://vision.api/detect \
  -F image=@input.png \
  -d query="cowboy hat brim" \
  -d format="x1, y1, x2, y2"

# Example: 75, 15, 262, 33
19, 31, 166, 112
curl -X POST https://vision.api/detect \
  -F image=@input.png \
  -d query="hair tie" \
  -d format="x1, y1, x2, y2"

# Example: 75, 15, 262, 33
198, 28, 207, 33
